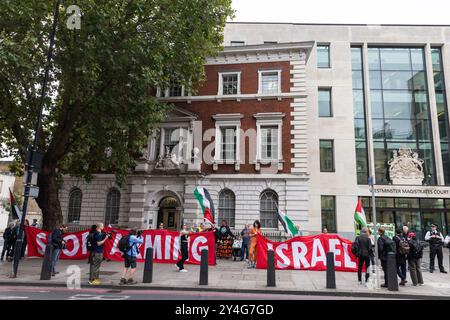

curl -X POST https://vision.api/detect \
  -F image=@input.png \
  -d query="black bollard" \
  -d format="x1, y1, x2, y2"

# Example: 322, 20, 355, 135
40, 244, 54, 280
143, 247, 154, 283
199, 249, 208, 285
387, 252, 399, 291
326, 251, 336, 289
267, 249, 276, 287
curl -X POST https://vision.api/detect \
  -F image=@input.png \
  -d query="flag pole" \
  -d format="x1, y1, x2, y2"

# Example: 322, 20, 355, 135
368, 176, 380, 289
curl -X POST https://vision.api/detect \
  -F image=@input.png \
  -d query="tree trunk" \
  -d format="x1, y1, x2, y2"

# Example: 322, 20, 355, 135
36, 162, 63, 231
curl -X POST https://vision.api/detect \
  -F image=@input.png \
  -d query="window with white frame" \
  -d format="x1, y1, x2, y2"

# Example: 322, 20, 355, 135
157, 85, 185, 98
159, 127, 189, 162
260, 126, 279, 160
220, 127, 237, 160
218, 72, 241, 95
258, 70, 281, 95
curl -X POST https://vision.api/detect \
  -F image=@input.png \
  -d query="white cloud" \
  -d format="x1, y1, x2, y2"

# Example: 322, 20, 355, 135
231, 0, 450, 25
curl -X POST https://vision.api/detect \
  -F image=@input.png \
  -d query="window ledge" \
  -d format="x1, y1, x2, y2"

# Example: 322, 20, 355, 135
254, 159, 284, 171
213, 160, 241, 171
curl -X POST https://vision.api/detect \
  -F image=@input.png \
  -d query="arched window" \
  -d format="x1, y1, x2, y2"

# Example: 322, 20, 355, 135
260, 190, 278, 228
105, 188, 121, 226
218, 189, 236, 227
68, 188, 82, 223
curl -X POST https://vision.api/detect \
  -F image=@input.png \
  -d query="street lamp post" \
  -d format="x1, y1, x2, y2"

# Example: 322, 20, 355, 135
368, 176, 380, 289
11, 0, 61, 278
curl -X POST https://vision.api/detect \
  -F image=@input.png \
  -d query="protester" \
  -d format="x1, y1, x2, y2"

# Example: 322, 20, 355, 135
393, 228, 408, 286
196, 223, 205, 233
240, 224, 251, 262
248, 220, 262, 269
367, 227, 376, 265
20, 219, 30, 259
402, 226, 409, 238
86, 224, 97, 265
1, 223, 15, 261
49, 224, 68, 277
377, 227, 395, 288
158, 222, 164, 230
407, 232, 424, 286
217, 220, 235, 259
31, 219, 39, 228
88, 223, 110, 285
353, 227, 373, 284
119, 229, 144, 284
176, 224, 190, 272
425, 224, 447, 273
232, 236, 242, 261
322, 227, 328, 234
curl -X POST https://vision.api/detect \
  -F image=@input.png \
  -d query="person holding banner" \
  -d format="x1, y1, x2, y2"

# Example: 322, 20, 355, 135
248, 220, 262, 269
217, 220, 235, 259
176, 224, 191, 272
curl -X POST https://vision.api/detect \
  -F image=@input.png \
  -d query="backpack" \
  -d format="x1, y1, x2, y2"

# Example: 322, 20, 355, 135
351, 238, 361, 257
410, 240, 424, 259
86, 232, 96, 252
397, 236, 410, 255
118, 234, 132, 254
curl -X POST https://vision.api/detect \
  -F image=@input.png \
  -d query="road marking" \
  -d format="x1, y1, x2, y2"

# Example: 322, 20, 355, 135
0, 296, 29, 299
68, 294, 129, 300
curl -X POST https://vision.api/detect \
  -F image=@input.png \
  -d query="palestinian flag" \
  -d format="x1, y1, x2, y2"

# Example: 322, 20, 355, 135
354, 198, 367, 227
194, 187, 215, 226
9, 188, 22, 220
278, 211, 299, 236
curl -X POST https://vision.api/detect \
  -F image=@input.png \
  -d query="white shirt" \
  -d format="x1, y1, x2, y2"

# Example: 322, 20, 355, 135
425, 231, 444, 241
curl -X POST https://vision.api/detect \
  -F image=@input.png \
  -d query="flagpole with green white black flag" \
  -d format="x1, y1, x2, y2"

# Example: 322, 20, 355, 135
274, 202, 299, 237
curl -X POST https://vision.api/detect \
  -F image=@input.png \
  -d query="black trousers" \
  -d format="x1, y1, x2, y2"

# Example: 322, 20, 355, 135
176, 245, 189, 270
1, 241, 12, 260
430, 245, 444, 271
357, 256, 371, 282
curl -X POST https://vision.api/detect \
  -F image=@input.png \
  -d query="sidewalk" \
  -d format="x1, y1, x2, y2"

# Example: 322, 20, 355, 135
1, 257, 449, 299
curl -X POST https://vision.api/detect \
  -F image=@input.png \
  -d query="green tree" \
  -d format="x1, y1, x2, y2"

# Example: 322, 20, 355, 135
0, 0, 234, 230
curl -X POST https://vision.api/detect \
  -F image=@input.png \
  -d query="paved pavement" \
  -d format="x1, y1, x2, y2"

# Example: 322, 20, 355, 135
0, 254, 449, 299
0, 285, 383, 300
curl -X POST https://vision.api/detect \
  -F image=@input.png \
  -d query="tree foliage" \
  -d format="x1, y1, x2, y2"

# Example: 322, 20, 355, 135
0, 0, 234, 228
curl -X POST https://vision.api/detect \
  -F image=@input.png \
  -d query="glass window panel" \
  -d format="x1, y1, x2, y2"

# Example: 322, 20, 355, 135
355, 141, 368, 184
382, 71, 413, 90
371, 90, 384, 119
222, 74, 238, 95
380, 48, 412, 70
218, 189, 236, 227
105, 189, 121, 225
68, 189, 82, 223
420, 198, 445, 209
372, 120, 386, 140
415, 119, 432, 141
414, 92, 430, 119
354, 119, 366, 139
318, 88, 332, 117
433, 72, 445, 91
431, 48, 442, 71
353, 90, 365, 118
368, 48, 381, 70
369, 71, 382, 89
261, 126, 278, 160
382, 90, 414, 119
412, 71, 427, 91
260, 190, 278, 228
395, 198, 419, 208
411, 49, 425, 71
352, 70, 364, 89
384, 119, 416, 140
321, 196, 337, 233
261, 72, 279, 94
376, 198, 395, 208
320, 140, 334, 172
374, 141, 389, 184
221, 127, 236, 160
351, 47, 363, 70
317, 45, 330, 68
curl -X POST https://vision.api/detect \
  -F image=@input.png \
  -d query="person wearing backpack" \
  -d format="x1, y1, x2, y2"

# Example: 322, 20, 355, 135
394, 228, 409, 286
119, 229, 144, 285
377, 227, 396, 288
86, 225, 97, 265
88, 223, 109, 285
1, 223, 15, 261
407, 232, 424, 286
353, 227, 373, 284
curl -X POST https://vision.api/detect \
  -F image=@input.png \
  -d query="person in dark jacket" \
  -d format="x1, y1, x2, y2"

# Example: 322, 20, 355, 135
1, 223, 15, 261
217, 220, 235, 259
49, 225, 67, 276
377, 227, 395, 288
393, 228, 408, 286
354, 227, 373, 284
240, 224, 251, 262
20, 219, 30, 259
407, 232, 424, 286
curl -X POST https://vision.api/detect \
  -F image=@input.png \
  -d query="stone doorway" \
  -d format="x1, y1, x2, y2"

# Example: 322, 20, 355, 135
157, 196, 181, 231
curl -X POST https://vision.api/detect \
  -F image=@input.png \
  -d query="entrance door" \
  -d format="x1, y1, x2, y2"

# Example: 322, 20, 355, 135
157, 196, 180, 231
422, 212, 446, 238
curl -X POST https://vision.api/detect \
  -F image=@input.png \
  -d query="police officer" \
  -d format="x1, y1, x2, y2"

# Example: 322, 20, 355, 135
425, 224, 447, 273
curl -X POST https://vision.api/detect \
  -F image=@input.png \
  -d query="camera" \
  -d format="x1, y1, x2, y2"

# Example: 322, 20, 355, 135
137, 230, 143, 237
102, 231, 113, 240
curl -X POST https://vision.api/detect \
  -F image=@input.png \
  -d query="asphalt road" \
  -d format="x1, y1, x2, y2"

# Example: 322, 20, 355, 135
0, 285, 386, 300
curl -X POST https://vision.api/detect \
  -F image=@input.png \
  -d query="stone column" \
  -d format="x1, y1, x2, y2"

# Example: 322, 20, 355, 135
128, 176, 147, 229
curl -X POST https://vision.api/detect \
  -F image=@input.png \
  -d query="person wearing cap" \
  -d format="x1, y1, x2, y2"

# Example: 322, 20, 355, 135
407, 232, 424, 286
425, 224, 447, 273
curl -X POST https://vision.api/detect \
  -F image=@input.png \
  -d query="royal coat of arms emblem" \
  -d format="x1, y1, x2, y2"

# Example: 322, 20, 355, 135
387, 147, 425, 185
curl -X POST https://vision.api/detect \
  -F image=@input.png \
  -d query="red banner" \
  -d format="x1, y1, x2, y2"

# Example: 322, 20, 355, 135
256, 233, 359, 272
25, 227, 216, 265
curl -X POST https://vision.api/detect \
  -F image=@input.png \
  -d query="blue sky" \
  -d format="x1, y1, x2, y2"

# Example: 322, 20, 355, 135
232, 0, 450, 25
